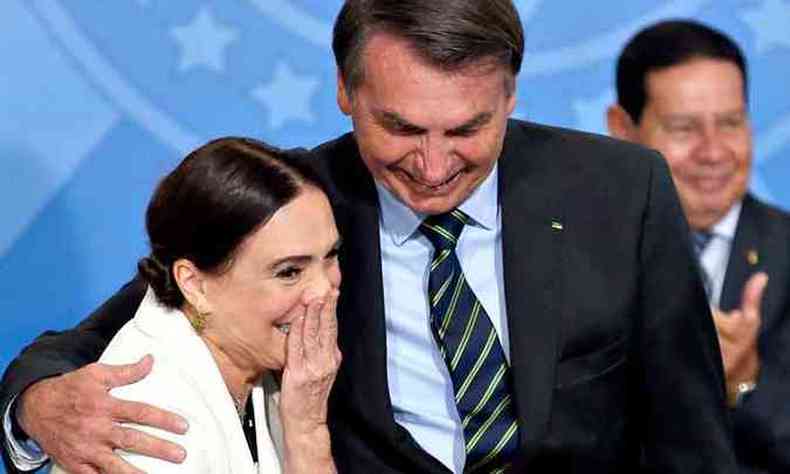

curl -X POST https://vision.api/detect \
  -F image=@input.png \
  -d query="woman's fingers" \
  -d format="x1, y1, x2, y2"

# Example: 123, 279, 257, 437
286, 306, 307, 370
318, 290, 340, 357
301, 298, 324, 364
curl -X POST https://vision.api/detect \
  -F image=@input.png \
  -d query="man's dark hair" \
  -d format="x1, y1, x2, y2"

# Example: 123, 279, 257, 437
137, 137, 325, 308
332, 0, 524, 94
616, 19, 748, 123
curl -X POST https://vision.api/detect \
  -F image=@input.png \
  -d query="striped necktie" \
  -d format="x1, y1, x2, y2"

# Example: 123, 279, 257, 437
692, 231, 713, 257
692, 231, 714, 298
420, 210, 519, 473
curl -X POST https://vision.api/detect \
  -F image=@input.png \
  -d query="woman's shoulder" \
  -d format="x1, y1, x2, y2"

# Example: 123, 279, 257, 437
98, 290, 223, 440
103, 321, 224, 428
99, 288, 207, 382
95, 289, 260, 472
104, 341, 237, 472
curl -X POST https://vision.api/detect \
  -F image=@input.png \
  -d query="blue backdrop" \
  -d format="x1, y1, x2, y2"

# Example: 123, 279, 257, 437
1, 2, 790, 469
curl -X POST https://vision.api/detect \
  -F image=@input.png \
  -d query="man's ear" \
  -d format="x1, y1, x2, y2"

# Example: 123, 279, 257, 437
337, 70, 352, 116
506, 79, 517, 116
173, 258, 210, 312
606, 104, 639, 142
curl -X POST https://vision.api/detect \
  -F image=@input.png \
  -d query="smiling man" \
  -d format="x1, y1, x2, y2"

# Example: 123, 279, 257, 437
2, 3, 738, 473
608, 20, 790, 473
338, 32, 515, 216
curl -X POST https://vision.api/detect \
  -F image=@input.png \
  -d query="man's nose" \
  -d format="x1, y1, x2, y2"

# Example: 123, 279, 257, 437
415, 135, 454, 185
696, 126, 728, 163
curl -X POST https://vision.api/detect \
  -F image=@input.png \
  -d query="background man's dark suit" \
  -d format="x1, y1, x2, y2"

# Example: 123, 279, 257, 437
1, 120, 736, 473
719, 195, 790, 473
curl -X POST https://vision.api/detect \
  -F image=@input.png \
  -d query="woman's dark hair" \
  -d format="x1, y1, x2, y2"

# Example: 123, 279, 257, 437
333, 0, 524, 94
137, 137, 325, 308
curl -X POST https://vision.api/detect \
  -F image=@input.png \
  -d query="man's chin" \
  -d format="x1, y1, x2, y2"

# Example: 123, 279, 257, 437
383, 179, 472, 214
401, 193, 465, 215
687, 206, 731, 230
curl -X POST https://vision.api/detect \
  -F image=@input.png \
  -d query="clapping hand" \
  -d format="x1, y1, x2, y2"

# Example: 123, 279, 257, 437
712, 272, 767, 403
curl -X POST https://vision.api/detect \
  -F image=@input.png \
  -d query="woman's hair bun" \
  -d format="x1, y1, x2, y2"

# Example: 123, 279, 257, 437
137, 255, 184, 307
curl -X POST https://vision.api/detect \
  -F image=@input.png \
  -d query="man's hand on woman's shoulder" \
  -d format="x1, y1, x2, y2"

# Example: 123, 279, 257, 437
19, 355, 188, 474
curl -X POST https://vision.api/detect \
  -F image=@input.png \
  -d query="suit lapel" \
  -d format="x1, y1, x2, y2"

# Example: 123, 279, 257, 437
329, 137, 451, 471
498, 121, 563, 458
720, 196, 761, 311
332, 138, 394, 430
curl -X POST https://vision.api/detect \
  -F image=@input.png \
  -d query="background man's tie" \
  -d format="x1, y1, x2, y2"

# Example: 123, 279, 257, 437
692, 230, 714, 299
420, 210, 519, 472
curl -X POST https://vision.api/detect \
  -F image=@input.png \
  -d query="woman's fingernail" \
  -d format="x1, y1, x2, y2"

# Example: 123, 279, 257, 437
170, 445, 187, 462
177, 418, 189, 432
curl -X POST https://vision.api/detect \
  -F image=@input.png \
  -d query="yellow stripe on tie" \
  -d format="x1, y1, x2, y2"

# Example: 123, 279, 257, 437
431, 269, 455, 307
462, 363, 507, 428
450, 302, 482, 371
455, 329, 497, 402
487, 464, 512, 474
430, 248, 452, 271
469, 420, 518, 471
439, 273, 466, 338
466, 395, 513, 453
451, 209, 469, 224
423, 223, 456, 244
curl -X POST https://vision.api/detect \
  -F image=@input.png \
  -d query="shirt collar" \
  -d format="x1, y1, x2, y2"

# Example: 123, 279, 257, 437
709, 200, 742, 241
376, 164, 500, 246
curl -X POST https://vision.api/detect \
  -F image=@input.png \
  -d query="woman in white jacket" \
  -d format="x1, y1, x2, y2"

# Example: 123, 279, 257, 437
53, 137, 341, 473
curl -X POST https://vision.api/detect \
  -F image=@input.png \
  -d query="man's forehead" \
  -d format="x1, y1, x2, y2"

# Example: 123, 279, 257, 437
644, 63, 746, 111
374, 107, 495, 130
645, 59, 744, 93
359, 31, 513, 83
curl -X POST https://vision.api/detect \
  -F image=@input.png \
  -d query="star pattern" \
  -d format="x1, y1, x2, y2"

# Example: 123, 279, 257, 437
740, 0, 790, 53
170, 6, 239, 73
251, 62, 320, 129
572, 89, 615, 135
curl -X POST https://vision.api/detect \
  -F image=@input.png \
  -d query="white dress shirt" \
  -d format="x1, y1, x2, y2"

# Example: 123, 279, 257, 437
2, 400, 45, 471
378, 165, 509, 473
699, 201, 742, 308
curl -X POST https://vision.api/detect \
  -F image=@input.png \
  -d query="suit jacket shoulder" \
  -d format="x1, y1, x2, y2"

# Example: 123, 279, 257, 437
499, 119, 665, 189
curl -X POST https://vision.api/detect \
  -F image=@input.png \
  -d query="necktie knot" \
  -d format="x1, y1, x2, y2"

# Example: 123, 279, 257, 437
692, 230, 713, 257
420, 209, 469, 251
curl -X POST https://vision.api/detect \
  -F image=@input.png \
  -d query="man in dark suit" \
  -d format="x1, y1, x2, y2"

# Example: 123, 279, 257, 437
2, 3, 737, 473
607, 20, 790, 473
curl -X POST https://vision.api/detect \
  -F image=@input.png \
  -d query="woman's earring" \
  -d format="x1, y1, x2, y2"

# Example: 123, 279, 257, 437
189, 305, 210, 332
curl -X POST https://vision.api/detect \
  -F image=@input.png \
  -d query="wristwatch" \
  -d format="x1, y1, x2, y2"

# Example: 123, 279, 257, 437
727, 381, 757, 408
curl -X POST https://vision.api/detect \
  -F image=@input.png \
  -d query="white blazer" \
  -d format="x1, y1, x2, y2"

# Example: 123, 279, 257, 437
53, 287, 283, 473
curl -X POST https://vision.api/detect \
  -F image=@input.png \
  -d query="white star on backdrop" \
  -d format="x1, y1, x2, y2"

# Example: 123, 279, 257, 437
573, 89, 615, 135
251, 62, 320, 129
740, 0, 790, 53
170, 6, 239, 73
